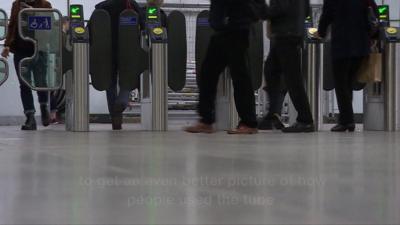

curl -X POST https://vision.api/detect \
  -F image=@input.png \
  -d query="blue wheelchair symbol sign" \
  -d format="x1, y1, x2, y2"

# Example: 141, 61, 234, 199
28, 16, 52, 30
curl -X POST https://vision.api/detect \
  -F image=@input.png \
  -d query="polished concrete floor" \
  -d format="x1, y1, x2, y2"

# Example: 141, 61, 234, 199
0, 124, 399, 225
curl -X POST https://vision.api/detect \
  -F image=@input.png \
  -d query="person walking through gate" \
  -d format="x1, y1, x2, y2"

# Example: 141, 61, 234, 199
261, 0, 315, 133
95, 0, 145, 130
1, 0, 53, 130
185, 0, 259, 134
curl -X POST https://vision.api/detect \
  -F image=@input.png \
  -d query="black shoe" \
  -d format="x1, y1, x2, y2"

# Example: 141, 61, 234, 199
331, 124, 355, 132
282, 122, 315, 133
21, 113, 37, 131
258, 114, 285, 130
111, 114, 123, 130
40, 105, 50, 127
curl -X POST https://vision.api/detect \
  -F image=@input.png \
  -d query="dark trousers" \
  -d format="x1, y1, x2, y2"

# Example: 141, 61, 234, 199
332, 57, 363, 124
269, 37, 313, 123
14, 51, 49, 114
263, 41, 287, 116
198, 30, 257, 128
106, 71, 130, 116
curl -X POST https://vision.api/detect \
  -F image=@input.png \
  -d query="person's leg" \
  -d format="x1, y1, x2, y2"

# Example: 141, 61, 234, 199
50, 91, 59, 123
276, 38, 313, 124
332, 58, 354, 125
185, 33, 228, 133
37, 91, 50, 126
264, 44, 286, 116
106, 71, 124, 130
198, 33, 228, 125
115, 88, 131, 112
106, 72, 118, 116
33, 51, 48, 88
226, 30, 257, 129
14, 52, 37, 130
31, 52, 50, 126
259, 44, 286, 130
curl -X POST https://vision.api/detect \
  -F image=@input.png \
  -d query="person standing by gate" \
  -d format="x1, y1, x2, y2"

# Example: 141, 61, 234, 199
316, 0, 378, 132
185, 0, 259, 134
1, 0, 52, 130
94, 0, 145, 130
261, 0, 315, 133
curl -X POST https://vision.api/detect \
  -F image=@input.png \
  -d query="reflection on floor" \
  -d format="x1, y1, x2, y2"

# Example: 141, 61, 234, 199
0, 124, 399, 225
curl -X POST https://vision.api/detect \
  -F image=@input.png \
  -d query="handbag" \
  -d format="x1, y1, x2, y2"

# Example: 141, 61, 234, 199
357, 42, 382, 83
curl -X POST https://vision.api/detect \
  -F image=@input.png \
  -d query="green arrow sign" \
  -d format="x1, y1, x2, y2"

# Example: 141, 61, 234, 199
71, 6, 80, 15
378, 5, 388, 15
148, 7, 157, 15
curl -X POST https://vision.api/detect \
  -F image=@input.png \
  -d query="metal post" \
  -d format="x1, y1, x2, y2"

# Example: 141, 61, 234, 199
306, 42, 324, 131
66, 43, 89, 132
65, 4, 89, 132
384, 42, 398, 131
151, 43, 168, 131
141, 42, 168, 131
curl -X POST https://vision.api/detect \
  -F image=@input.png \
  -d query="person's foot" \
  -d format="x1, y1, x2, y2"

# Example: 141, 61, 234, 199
40, 105, 50, 127
111, 114, 123, 130
331, 123, 355, 132
21, 113, 37, 131
184, 122, 215, 134
227, 124, 258, 135
50, 112, 59, 125
282, 122, 315, 133
258, 113, 285, 130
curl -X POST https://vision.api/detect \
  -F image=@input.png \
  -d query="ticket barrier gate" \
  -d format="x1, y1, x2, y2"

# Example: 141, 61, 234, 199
0, 9, 9, 87
140, 7, 168, 131
17, 7, 89, 132
364, 27, 400, 131
304, 28, 325, 131
195, 10, 264, 130
65, 5, 89, 132
89, 6, 187, 131
140, 7, 187, 131
17, 9, 64, 93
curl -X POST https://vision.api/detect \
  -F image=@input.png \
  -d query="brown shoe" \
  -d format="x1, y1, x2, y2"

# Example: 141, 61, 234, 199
227, 124, 258, 135
184, 122, 215, 134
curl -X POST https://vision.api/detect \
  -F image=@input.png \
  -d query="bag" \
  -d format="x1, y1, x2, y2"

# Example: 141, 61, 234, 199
357, 43, 382, 83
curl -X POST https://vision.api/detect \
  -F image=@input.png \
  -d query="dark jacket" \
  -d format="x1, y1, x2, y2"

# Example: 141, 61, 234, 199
5, 0, 52, 53
318, 0, 375, 59
262, 0, 310, 39
209, 0, 258, 32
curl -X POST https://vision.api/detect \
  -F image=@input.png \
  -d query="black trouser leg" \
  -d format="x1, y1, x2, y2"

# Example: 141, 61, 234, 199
198, 33, 228, 125
275, 38, 313, 124
332, 57, 363, 124
264, 44, 287, 116
14, 52, 40, 114
227, 31, 257, 128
